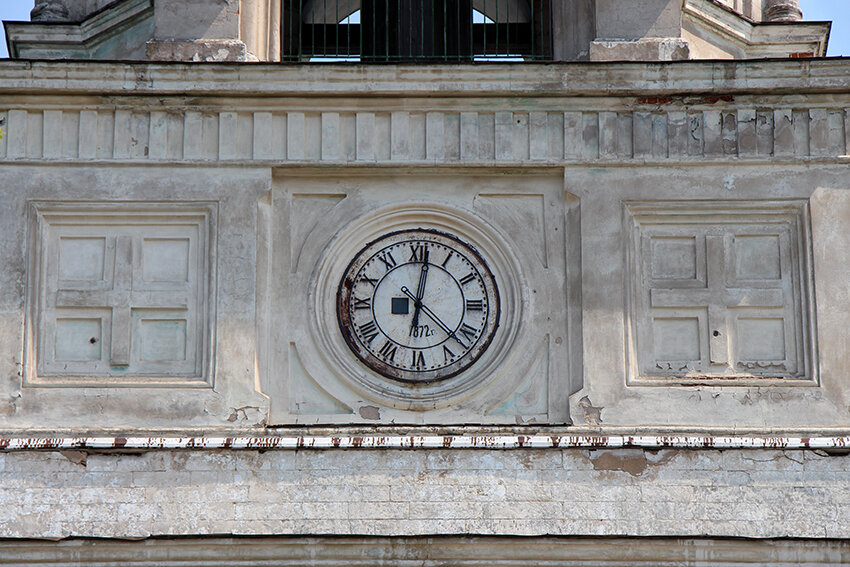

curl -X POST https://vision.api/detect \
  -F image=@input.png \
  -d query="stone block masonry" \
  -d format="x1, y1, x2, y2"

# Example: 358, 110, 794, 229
3, 447, 850, 540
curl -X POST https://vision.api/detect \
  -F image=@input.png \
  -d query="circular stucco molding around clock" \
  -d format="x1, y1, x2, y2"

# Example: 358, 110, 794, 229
309, 202, 531, 411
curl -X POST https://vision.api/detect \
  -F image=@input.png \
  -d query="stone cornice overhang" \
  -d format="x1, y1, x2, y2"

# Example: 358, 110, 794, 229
684, 0, 831, 57
0, 58, 848, 98
2, 536, 844, 565
3, 0, 153, 60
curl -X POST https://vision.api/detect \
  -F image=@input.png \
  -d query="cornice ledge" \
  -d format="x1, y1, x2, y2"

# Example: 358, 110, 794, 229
0, 59, 848, 97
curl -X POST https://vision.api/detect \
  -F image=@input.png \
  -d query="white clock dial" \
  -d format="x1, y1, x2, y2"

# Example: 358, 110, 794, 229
338, 229, 500, 383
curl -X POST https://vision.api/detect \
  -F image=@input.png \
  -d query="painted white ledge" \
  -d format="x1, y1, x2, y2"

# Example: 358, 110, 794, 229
2, 435, 850, 450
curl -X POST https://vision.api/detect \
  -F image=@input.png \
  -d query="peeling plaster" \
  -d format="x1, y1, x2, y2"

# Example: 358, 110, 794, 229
577, 396, 603, 425
358, 406, 381, 420
58, 450, 87, 466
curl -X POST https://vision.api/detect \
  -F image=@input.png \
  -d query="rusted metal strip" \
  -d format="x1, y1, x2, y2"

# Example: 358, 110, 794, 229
0, 435, 849, 451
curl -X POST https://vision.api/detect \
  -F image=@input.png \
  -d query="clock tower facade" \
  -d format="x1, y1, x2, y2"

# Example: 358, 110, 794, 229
1, 1, 850, 564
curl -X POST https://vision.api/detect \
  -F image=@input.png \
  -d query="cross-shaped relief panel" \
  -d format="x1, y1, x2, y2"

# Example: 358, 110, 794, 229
25, 203, 216, 386
626, 201, 816, 385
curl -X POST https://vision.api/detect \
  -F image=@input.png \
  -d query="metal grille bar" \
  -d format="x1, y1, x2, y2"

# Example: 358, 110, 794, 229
282, 0, 552, 62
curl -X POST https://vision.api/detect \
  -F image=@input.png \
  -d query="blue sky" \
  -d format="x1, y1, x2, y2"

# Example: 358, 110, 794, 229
0, 1, 847, 58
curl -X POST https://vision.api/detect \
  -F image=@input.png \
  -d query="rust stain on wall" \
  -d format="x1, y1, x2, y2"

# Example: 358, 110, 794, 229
588, 449, 648, 477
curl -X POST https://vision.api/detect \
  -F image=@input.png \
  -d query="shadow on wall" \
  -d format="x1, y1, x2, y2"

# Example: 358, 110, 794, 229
154, 0, 239, 41
595, 0, 682, 39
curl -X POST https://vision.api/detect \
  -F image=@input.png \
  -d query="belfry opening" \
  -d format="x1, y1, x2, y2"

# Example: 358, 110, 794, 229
283, 0, 551, 61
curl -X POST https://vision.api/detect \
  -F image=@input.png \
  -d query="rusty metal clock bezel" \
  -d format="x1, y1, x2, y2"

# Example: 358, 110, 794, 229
337, 228, 500, 384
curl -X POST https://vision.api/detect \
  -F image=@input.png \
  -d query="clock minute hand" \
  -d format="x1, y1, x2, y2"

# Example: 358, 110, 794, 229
400, 286, 467, 349
411, 261, 429, 328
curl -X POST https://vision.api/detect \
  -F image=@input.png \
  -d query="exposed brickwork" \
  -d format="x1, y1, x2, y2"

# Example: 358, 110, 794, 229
3, 448, 849, 539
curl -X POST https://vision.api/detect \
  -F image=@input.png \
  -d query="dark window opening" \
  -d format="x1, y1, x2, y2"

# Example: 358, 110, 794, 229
282, 0, 552, 62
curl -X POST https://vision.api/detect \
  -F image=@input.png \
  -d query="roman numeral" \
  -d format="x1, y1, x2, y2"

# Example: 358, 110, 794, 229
361, 275, 378, 287
459, 273, 475, 286
378, 340, 397, 362
458, 323, 477, 342
358, 321, 379, 344
409, 243, 429, 263
411, 350, 425, 369
466, 299, 484, 311
378, 251, 397, 271
442, 345, 455, 363
353, 296, 371, 310
441, 251, 453, 267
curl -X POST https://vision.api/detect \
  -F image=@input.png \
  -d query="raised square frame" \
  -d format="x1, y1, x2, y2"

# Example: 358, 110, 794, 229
625, 200, 817, 386
24, 201, 217, 387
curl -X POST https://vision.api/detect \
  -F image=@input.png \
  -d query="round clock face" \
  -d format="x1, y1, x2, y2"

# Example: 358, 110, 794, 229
338, 229, 500, 383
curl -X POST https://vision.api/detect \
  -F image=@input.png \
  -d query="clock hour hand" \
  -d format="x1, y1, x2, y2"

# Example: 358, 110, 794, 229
400, 286, 467, 349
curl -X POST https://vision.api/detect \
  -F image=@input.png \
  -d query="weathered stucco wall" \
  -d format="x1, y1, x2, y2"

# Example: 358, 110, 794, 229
0, 61, 848, 432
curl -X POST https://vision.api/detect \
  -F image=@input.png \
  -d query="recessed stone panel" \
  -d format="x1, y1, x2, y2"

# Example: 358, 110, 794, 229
734, 234, 781, 281
653, 316, 701, 361
26, 203, 216, 386
55, 318, 102, 361
627, 201, 815, 383
139, 316, 188, 362
58, 237, 106, 282
736, 317, 786, 362
142, 238, 191, 283
650, 236, 698, 281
